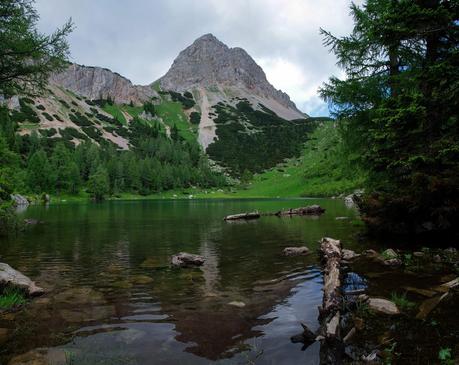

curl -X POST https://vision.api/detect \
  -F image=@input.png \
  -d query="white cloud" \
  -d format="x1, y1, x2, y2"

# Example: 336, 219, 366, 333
34, 0, 359, 116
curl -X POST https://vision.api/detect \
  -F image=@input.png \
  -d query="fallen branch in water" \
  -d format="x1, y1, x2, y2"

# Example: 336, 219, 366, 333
275, 205, 325, 217
223, 212, 260, 221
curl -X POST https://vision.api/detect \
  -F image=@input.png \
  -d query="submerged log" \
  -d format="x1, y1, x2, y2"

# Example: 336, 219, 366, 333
223, 212, 260, 221
292, 237, 345, 364
275, 205, 325, 217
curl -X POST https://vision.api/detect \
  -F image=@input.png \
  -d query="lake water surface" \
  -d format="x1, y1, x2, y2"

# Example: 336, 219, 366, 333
0, 198, 363, 365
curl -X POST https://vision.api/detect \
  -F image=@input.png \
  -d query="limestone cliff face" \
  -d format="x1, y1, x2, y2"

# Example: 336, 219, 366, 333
159, 34, 305, 118
50, 63, 157, 105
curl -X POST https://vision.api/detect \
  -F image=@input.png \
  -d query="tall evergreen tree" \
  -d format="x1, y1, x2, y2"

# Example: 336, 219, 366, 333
320, 0, 459, 236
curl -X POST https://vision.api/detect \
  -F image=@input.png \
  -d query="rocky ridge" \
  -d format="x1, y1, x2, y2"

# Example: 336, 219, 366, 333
159, 34, 305, 120
50, 63, 158, 105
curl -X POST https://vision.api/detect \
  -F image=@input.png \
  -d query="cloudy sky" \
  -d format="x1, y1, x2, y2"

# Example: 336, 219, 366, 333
35, 0, 358, 116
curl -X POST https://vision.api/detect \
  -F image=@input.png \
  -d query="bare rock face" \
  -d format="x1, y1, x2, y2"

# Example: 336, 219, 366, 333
159, 34, 305, 118
50, 63, 157, 105
0, 263, 44, 296
171, 252, 205, 268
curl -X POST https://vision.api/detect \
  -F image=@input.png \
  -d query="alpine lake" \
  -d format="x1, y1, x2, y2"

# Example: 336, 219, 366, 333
0, 198, 458, 364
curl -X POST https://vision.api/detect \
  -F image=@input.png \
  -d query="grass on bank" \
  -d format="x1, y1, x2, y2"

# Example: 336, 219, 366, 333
0, 287, 26, 310
233, 121, 365, 198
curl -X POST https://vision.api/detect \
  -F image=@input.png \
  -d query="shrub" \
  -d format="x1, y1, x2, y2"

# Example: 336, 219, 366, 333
69, 112, 93, 127
42, 112, 53, 121
36, 104, 45, 111
53, 114, 63, 122
189, 111, 201, 125
58, 99, 70, 108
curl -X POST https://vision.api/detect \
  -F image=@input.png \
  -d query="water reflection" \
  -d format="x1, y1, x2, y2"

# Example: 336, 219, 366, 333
0, 199, 361, 364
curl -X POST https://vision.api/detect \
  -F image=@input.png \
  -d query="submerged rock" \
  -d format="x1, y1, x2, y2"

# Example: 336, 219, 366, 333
368, 298, 400, 315
0, 263, 44, 296
283, 246, 310, 256
171, 252, 205, 268
228, 301, 246, 308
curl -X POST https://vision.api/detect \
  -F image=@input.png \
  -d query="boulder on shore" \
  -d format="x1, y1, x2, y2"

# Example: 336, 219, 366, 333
10, 194, 29, 207
171, 252, 205, 268
368, 298, 400, 315
0, 263, 44, 296
283, 246, 310, 256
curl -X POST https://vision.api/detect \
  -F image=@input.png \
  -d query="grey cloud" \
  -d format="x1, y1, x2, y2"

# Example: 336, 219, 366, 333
35, 0, 357, 116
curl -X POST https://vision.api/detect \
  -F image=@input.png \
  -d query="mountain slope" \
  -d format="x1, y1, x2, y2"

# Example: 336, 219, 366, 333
9, 33, 312, 177
159, 34, 307, 149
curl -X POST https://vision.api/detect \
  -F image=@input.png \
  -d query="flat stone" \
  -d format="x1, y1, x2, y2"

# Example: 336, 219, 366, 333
228, 301, 246, 308
283, 246, 310, 256
368, 298, 400, 315
413, 251, 425, 257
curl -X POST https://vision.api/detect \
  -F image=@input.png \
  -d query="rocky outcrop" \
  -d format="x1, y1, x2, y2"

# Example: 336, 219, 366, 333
159, 34, 305, 119
0, 263, 44, 296
171, 252, 205, 268
51, 63, 157, 105
10, 194, 29, 207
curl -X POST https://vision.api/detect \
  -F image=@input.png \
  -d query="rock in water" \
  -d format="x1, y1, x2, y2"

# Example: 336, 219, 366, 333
10, 194, 29, 207
368, 298, 400, 315
283, 246, 310, 256
171, 252, 205, 268
275, 205, 325, 216
0, 263, 44, 296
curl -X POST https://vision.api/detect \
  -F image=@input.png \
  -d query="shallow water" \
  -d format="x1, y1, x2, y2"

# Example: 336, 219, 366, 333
0, 198, 363, 364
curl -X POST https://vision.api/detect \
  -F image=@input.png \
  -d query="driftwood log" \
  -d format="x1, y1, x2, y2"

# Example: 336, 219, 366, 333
275, 205, 325, 217
223, 212, 260, 221
291, 237, 345, 364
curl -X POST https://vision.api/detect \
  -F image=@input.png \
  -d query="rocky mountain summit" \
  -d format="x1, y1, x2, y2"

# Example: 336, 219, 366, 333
159, 34, 304, 120
50, 63, 157, 105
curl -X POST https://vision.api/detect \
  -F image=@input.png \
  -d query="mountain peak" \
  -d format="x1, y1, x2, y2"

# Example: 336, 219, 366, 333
194, 33, 220, 43
159, 35, 305, 119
